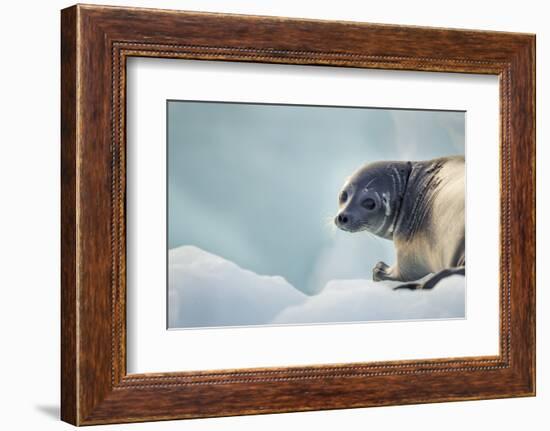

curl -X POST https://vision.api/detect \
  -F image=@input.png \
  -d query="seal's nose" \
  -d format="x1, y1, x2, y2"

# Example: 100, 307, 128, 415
336, 213, 351, 226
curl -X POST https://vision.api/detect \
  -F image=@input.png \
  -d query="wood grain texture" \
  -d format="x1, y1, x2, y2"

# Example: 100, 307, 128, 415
60, 4, 536, 425
60, 5, 78, 425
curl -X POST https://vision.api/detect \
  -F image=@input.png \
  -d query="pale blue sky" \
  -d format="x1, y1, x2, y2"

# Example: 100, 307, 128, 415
168, 101, 464, 294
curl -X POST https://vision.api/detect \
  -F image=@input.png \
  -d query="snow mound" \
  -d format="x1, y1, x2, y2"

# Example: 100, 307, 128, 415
168, 246, 465, 328
168, 246, 306, 328
271, 276, 465, 324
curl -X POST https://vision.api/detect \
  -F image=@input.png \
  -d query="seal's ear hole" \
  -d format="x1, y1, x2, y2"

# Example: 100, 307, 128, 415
362, 198, 376, 210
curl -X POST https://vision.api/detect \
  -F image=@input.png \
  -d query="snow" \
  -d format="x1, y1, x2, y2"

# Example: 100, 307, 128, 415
168, 246, 307, 328
168, 246, 465, 328
272, 277, 465, 325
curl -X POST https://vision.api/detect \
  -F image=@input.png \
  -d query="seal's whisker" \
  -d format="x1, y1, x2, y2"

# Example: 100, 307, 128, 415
366, 230, 385, 246
324, 214, 335, 226
358, 224, 385, 246
323, 214, 338, 235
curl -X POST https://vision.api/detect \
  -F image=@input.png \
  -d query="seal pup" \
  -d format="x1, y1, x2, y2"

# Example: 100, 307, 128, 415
334, 156, 465, 290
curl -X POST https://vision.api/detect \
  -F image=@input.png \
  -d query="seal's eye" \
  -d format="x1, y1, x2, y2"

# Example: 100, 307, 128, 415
362, 198, 376, 210
339, 191, 348, 204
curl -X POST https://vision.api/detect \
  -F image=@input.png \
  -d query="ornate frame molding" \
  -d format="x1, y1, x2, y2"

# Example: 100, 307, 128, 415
61, 5, 535, 425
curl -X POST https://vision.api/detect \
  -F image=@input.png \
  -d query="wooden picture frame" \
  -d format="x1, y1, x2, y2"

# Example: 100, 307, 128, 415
61, 4, 535, 425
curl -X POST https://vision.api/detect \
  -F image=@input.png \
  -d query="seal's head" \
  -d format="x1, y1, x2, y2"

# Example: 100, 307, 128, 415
334, 161, 411, 238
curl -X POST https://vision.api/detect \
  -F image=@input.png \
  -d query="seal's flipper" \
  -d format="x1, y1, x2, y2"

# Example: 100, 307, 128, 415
372, 261, 403, 282
393, 266, 465, 290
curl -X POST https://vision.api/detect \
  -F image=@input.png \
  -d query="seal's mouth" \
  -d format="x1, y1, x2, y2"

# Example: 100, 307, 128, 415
334, 216, 370, 233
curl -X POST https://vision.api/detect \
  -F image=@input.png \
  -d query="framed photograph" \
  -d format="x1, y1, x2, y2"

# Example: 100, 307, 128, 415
61, 4, 535, 425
